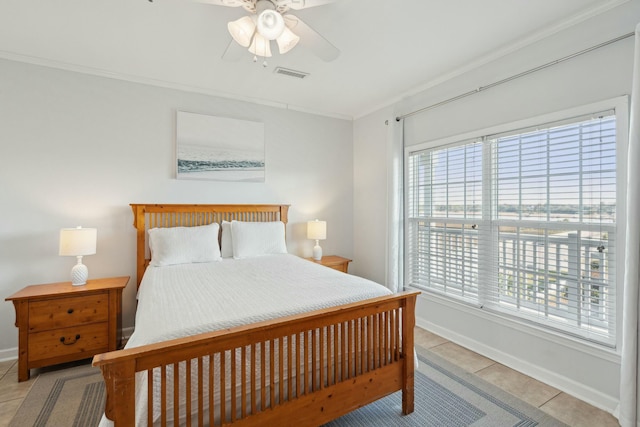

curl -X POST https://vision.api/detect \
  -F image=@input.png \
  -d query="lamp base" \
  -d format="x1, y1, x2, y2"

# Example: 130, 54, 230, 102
312, 241, 323, 261
70, 257, 88, 286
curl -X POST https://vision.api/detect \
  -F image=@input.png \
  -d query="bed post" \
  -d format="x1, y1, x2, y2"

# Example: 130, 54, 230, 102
402, 292, 417, 415
131, 204, 146, 287
97, 358, 136, 425
280, 205, 289, 224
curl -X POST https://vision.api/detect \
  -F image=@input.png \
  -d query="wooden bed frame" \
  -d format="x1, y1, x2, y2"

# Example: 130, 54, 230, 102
92, 204, 419, 426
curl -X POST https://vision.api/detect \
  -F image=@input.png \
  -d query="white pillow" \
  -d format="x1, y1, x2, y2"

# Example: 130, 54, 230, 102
220, 221, 233, 258
231, 220, 287, 259
148, 223, 221, 266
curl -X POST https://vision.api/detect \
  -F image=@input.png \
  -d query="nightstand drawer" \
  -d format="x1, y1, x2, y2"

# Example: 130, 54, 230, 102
28, 293, 108, 332
28, 322, 109, 362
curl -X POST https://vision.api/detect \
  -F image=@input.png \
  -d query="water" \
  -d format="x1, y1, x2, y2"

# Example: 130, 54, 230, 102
177, 144, 265, 182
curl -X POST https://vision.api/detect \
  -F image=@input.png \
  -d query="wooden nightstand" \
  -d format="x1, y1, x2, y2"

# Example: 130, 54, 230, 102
5, 276, 128, 382
306, 255, 352, 273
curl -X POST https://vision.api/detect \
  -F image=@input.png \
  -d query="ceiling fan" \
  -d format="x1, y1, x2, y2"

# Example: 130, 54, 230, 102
196, 0, 340, 64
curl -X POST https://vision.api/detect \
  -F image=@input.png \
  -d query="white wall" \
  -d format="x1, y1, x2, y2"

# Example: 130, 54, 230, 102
353, 1, 640, 415
352, 107, 394, 284
0, 59, 354, 359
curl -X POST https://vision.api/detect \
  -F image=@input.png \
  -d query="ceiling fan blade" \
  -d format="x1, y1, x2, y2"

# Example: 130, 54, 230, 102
284, 14, 339, 61
277, 0, 337, 10
222, 38, 248, 61
194, 0, 252, 8
195, 0, 258, 13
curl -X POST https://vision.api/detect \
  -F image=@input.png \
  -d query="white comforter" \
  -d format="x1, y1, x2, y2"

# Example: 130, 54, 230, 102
100, 254, 392, 426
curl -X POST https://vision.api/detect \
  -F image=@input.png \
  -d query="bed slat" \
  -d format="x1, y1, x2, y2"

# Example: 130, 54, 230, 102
250, 344, 256, 416
209, 353, 215, 427
198, 357, 204, 427
173, 362, 179, 427
241, 346, 247, 418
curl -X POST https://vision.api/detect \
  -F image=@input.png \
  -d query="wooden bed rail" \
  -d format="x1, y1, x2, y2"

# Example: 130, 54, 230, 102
93, 291, 419, 426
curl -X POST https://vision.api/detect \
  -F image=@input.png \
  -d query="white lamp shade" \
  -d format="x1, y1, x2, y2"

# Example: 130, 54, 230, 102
59, 227, 97, 256
228, 16, 256, 48
249, 32, 272, 57
256, 9, 285, 40
307, 220, 327, 240
276, 27, 300, 54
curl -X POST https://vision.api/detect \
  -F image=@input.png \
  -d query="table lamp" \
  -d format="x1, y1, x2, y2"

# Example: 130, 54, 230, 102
307, 219, 326, 261
59, 226, 97, 286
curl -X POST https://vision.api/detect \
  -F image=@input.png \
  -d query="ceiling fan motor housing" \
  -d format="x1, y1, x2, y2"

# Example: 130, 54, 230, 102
256, 0, 285, 40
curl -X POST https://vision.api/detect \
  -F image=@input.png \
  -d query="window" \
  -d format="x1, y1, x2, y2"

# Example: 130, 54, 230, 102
406, 105, 621, 346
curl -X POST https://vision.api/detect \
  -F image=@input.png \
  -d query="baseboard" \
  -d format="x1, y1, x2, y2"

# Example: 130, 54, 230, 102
121, 326, 134, 342
415, 315, 620, 415
0, 347, 17, 362
0, 327, 135, 363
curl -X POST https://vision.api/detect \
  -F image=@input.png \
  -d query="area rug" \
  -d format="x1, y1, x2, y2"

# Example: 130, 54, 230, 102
10, 346, 567, 427
324, 346, 567, 427
9, 362, 104, 427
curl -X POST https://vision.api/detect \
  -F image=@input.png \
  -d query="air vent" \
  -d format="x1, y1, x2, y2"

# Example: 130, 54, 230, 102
274, 67, 309, 79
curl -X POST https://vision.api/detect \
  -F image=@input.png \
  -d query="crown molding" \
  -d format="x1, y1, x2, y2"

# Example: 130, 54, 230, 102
0, 0, 628, 122
355, 0, 631, 120
0, 50, 353, 121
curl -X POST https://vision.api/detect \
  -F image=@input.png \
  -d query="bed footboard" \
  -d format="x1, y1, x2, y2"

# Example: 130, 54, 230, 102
93, 291, 419, 426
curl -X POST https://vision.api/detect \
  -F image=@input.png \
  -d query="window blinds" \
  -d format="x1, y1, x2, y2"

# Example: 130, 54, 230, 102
407, 111, 617, 346
488, 113, 617, 345
407, 141, 483, 304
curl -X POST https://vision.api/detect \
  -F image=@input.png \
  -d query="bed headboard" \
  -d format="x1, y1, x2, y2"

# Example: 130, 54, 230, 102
130, 204, 290, 288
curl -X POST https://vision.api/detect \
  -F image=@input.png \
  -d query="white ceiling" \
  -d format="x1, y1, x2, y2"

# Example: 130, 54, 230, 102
0, 0, 629, 119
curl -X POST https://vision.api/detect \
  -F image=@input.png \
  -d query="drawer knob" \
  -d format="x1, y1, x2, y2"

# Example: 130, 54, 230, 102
67, 308, 74, 314
60, 334, 80, 345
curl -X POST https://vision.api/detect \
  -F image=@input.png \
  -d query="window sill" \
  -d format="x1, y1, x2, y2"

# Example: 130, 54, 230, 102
410, 285, 621, 364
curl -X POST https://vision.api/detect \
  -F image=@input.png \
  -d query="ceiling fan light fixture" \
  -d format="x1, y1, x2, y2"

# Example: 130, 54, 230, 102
217, 0, 340, 62
256, 9, 285, 40
228, 16, 256, 48
276, 27, 300, 54
248, 32, 272, 57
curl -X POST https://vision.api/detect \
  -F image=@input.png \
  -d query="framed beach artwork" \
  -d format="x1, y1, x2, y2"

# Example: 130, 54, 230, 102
176, 111, 265, 182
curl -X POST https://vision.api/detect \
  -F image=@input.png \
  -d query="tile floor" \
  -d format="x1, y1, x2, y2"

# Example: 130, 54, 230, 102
0, 327, 620, 427
413, 328, 620, 427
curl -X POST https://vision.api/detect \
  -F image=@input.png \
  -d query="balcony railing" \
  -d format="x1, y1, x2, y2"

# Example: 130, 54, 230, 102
496, 230, 613, 330
408, 219, 615, 337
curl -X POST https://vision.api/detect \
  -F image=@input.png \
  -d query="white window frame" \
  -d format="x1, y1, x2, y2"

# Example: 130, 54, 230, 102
404, 96, 629, 348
